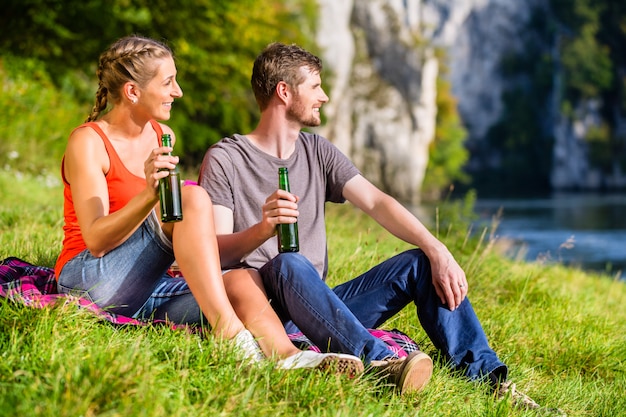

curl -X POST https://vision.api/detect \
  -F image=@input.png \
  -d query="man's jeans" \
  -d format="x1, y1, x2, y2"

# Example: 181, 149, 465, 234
260, 249, 508, 381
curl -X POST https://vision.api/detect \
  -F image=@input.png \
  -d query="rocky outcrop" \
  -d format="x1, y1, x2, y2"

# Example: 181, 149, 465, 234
316, 0, 438, 204
552, 99, 626, 189
315, 0, 625, 199
551, 100, 601, 189
315, 0, 538, 202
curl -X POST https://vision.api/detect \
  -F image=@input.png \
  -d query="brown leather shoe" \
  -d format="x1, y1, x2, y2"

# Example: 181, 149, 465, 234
370, 350, 433, 394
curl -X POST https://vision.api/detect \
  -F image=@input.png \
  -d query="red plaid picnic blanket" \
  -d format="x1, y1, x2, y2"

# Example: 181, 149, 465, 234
1, 256, 419, 357
0, 256, 184, 327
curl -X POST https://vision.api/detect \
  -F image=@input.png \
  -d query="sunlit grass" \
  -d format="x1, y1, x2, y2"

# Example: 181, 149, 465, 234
1, 171, 625, 416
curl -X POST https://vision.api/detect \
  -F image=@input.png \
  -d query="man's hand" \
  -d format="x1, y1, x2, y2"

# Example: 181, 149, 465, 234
260, 189, 300, 238
428, 248, 468, 311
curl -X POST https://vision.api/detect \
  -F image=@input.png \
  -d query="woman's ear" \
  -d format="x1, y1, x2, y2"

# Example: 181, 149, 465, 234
124, 81, 139, 104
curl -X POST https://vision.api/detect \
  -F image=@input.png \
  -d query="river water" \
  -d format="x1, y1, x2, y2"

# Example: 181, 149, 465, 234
471, 192, 626, 280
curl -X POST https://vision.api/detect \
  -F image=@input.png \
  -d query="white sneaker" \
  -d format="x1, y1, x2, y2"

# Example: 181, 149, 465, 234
277, 350, 364, 377
233, 329, 265, 362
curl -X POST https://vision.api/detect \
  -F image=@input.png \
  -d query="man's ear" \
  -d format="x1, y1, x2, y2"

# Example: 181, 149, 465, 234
276, 81, 290, 104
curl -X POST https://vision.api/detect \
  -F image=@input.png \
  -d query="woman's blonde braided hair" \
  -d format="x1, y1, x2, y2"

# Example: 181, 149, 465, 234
85, 35, 173, 122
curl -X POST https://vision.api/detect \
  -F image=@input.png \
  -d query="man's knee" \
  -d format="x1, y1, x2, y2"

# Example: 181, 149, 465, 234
268, 252, 314, 272
390, 249, 432, 292
261, 253, 316, 285
275, 252, 307, 265
398, 248, 429, 268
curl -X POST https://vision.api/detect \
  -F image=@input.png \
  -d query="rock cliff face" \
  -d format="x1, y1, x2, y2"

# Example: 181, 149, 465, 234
314, 0, 625, 199
315, 0, 539, 202
317, 0, 535, 203
421, 0, 539, 142
316, 0, 438, 204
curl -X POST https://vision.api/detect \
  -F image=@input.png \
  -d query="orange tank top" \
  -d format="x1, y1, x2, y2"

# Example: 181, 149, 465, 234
54, 120, 164, 278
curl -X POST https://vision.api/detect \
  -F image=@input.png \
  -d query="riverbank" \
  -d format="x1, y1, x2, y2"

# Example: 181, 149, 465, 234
473, 192, 626, 281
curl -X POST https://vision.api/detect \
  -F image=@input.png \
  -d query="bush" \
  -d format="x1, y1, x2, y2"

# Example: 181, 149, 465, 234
0, 55, 85, 177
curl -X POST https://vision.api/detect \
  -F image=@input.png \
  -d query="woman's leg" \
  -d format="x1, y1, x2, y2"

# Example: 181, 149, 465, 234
57, 219, 174, 318
160, 187, 362, 372
164, 185, 245, 339
223, 267, 365, 375
223, 268, 300, 359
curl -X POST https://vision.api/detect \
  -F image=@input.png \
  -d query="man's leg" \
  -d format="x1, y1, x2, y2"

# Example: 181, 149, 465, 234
259, 253, 392, 363
332, 248, 508, 381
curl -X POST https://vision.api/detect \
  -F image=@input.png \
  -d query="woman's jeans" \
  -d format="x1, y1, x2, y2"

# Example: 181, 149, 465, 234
260, 249, 508, 381
57, 212, 202, 324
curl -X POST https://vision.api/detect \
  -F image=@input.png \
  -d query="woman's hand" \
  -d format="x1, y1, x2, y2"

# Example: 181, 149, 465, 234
144, 145, 179, 195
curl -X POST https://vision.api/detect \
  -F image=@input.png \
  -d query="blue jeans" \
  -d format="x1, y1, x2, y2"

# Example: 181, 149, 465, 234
260, 249, 508, 381
57, 212, 202, 324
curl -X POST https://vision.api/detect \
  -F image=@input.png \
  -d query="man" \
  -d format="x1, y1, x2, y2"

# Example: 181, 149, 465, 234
198, 42, 537, 404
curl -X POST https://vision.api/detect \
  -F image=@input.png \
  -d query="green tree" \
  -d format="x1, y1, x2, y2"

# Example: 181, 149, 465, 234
463, 0, 625, 192
554, 0, 613, 101
551, 0, 626, 175
596, 0, 626, 173
143, 0, 318, 164
423, 55, 469, 200
0, 0, 318, 166
482, 89, 553, 195
0, 56, 84, 176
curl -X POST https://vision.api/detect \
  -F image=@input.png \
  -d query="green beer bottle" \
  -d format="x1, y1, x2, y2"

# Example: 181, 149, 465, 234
158, 134, 183, 222
277, 167, 299, 252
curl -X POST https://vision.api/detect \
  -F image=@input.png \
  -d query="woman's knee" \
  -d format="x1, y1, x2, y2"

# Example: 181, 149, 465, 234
224, 269, 264, 297
181, 184, 213, 212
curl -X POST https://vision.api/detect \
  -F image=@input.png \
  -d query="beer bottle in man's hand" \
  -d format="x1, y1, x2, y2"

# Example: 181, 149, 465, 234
277, 167, 299, 252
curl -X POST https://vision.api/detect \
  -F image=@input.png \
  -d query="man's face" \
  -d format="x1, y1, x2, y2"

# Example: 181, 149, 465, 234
286, 67, 329, 127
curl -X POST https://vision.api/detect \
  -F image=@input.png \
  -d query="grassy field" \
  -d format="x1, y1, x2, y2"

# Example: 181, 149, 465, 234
1, 170, 625, 417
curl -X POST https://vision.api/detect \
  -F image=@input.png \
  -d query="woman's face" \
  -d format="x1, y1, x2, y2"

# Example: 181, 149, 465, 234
137, 56, 183, 121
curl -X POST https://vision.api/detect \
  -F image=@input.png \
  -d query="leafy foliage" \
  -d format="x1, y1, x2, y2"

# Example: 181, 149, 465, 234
0, 0, 318, 167
481, 88, 554, 195
464, 0, 625, 193
0, 55, 84, 176
553, 0, 613, 101
423, 54, 470, 200
469, 7, 555, 196
145, 0, 318, 164
550, 0, 626, 177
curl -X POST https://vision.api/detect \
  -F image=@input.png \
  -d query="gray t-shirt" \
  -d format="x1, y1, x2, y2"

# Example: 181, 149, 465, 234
199, 132, 360, 279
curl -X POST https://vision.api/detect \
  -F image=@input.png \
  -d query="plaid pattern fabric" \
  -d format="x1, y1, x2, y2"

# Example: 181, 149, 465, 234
368, 328, 421, 357
0, 257, 188, 329
2, 257, 421, 355
288, 328, 419, 358
1, 257, 60, 307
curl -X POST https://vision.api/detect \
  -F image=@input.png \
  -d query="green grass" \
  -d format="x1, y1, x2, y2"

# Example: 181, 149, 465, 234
1, 170, 625, 416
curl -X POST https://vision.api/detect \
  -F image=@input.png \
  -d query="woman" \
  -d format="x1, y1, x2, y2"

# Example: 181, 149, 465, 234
54, 35, 362, 374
